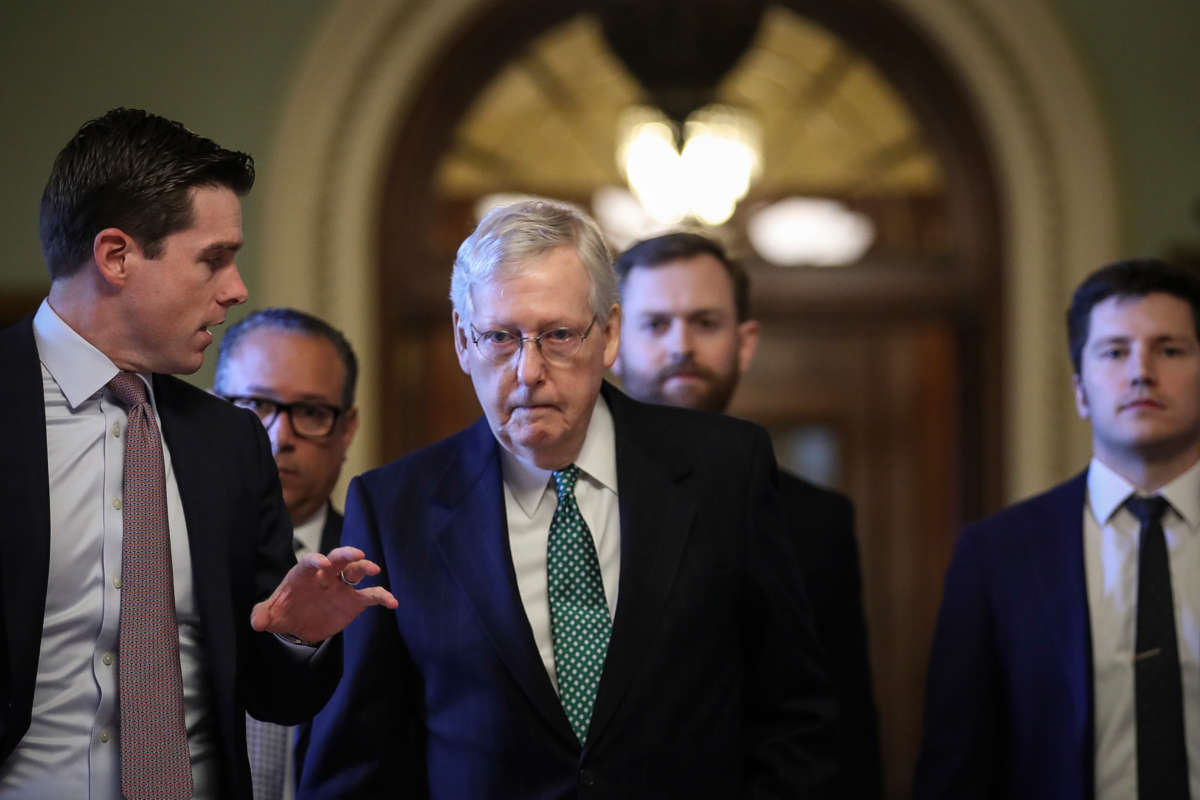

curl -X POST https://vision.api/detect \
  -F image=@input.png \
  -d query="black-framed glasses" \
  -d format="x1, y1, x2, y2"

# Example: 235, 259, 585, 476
469, 316, 597, 366
222, 395, 344, 439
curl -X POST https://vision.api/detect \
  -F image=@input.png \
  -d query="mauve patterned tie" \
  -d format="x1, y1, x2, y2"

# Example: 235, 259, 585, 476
108, 372, 193, 800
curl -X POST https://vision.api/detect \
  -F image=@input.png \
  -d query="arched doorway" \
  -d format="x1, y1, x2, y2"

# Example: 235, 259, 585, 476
373, 2, 998, 794
260, 0, 1120, 794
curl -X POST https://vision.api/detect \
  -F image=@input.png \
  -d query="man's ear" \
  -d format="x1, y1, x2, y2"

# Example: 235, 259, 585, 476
1073, 372, 1091, 420
92, 228, 138, 287
601, 304, 622, 369
737, 319, 761, 374
453, 311, 471, 375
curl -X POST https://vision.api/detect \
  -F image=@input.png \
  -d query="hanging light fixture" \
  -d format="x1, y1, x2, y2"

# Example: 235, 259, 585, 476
680, 104, 762, 224
601, 0, 766, 227
617, 107, 688, 225
617, 104, 761, 227
747, 197, 876, 267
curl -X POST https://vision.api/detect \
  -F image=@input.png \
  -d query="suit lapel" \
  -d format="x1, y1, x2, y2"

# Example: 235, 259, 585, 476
319, 505, 343, 554
0, 318, 52, 748
586, 385, 696, 747
1027, 471, 1094, 789
432, 419, 576, 746
153, 376, 234, 642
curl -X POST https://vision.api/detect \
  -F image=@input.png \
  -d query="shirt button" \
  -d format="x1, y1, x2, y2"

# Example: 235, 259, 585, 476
112, 497, 122, 511
98, 729, 111, 744
102, 652, 114, 666
111, 422, 121, 438
113, 576, 122, 590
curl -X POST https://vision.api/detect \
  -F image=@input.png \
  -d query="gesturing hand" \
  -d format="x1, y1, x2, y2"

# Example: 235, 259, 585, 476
250, 545, 398, 643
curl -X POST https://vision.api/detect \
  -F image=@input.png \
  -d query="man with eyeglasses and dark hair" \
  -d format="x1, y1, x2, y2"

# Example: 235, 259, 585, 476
215, 307, 359, 542
213, 307, 360, 800
299, 197, 835, 798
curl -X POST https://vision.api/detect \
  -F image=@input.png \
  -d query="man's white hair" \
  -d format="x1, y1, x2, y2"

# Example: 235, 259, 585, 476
449, 197, 618, 327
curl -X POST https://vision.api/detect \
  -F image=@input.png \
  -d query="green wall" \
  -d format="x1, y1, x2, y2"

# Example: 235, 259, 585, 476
0, 1, 330, 302
1049, 0, 1200, 255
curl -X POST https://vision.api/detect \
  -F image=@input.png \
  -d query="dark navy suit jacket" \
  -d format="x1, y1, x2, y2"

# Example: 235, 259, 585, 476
0, 316, 341, 800
781, 473, 882, 798
299, 383, 836, 798
915, 472, 1094, 799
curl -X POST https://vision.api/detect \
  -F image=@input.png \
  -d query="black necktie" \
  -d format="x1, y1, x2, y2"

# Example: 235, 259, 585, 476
1126, 494, 1190, 800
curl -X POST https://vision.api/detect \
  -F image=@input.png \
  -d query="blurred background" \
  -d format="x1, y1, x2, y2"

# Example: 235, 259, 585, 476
3, 1, 1198, 795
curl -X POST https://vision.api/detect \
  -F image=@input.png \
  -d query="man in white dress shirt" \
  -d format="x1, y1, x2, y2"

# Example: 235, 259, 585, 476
214, 307, 361, 799
0, 107, 395, 800
917, 258, 1200, 799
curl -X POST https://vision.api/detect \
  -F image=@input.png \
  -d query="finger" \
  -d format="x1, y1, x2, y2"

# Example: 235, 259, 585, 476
324, 546, 366, 568
336, 561, 376, 592
359, 586, 398, 609
250, 600, 271, 631
340, 559, 382, 582
299, 552, 332, 571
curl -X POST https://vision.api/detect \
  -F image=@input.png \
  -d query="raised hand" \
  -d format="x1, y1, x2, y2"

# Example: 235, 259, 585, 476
250, 545, 398, 643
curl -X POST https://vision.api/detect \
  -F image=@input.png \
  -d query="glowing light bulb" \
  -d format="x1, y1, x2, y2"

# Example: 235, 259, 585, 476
616, 104, 762, 227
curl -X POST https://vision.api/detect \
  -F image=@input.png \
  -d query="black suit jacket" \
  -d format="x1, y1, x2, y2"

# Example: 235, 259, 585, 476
780, 473, 882, 798
299, 383, 836, 798
0, 316, 341, 799
291, 504, 344, 781
915, 473, 1095, 799
318, 505, 344, 555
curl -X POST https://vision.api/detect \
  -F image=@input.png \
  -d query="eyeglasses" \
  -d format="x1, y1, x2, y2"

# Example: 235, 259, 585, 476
469, 316, 597, 366
221, 395, 344, 439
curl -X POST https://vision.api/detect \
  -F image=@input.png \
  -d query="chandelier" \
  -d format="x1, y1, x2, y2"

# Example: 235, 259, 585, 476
617, 104, 761, 227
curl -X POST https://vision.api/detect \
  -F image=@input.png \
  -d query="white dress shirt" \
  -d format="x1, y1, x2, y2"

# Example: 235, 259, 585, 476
292, 503, 328, 559
0, 300, 217, 799
1085, 456, 1200, 799
501, 395, 620, 691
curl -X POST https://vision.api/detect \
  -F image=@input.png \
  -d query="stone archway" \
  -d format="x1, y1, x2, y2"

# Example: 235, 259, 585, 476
260, 0, 1118, 497
259, 1, 1119, 793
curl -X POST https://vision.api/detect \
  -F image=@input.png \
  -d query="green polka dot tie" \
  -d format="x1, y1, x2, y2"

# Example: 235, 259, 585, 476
547, 465, 611, 744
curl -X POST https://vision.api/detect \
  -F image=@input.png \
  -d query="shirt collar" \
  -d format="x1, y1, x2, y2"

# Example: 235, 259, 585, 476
1160, 459, 1200, 530
500, 393, 618, 519
1088, 455, 1200, 530
33, 298, 153, 410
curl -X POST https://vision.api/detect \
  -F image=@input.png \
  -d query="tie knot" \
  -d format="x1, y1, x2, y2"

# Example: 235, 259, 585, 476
1126, 494, 1169, 527
107, 372, 149, 410
552, 464, 580, 497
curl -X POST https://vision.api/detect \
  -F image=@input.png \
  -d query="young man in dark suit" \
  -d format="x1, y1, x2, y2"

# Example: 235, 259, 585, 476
916, 258, 1200, 799
0, 108, 395, 800
300, 198, 836, 798
214, 308, 362, 799
611, 231, 882, 798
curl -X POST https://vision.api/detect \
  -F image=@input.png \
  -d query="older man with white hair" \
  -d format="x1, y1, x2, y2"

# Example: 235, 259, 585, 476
299, 198, 835, 799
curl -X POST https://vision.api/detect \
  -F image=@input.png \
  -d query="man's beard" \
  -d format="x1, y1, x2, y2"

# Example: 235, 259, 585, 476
620, 356, 740, 413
